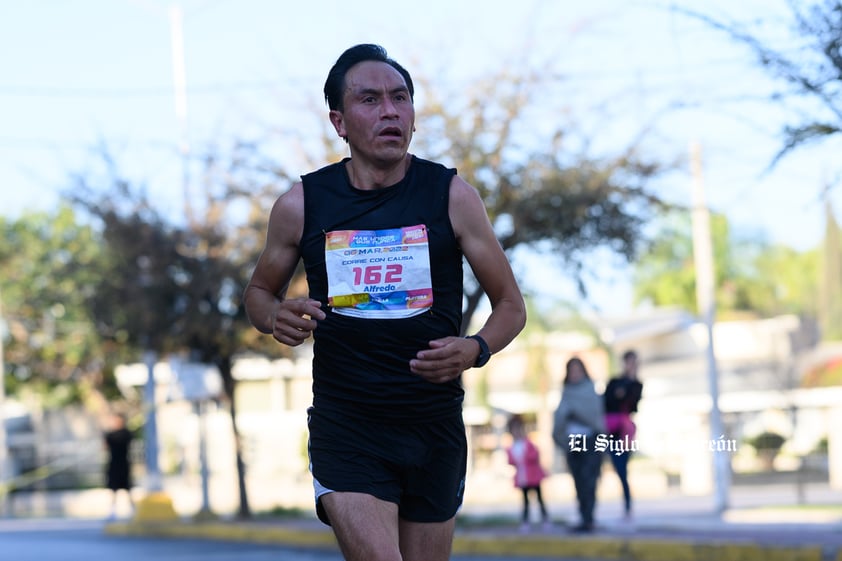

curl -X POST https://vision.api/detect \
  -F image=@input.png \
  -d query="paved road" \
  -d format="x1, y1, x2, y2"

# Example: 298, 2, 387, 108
0, 518, 601, 561
1, 519, 313, 561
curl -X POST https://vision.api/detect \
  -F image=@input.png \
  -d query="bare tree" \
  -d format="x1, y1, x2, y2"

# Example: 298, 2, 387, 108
674, 1, 842, 167
411, 69, 668, 331
69, 142, 299, 519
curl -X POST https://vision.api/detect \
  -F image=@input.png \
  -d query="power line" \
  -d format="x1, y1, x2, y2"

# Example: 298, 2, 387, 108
0, 55, 760, 100
0, 81, 289, 99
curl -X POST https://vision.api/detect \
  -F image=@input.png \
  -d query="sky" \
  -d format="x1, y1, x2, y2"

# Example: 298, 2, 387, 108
1, 0, 840, 316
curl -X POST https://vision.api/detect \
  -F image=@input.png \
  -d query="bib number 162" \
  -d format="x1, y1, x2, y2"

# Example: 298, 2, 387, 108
353, 264, 403, 286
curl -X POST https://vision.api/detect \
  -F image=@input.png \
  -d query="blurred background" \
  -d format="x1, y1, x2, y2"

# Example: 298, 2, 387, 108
1, 0, 841, 521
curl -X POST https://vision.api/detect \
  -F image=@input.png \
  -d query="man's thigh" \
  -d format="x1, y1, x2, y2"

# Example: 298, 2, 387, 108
399, 516, 456, 561
321, 492, 455, 561
320, 492, 401, 561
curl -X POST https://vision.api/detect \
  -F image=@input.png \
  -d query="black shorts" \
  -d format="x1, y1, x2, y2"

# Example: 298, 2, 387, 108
307, 406, 467, 525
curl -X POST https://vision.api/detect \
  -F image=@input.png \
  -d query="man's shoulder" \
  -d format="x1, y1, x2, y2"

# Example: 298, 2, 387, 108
412, 155, 456, 174
302, 159, 347, 183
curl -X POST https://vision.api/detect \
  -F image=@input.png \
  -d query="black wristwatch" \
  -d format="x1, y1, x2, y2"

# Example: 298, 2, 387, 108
466, 334, 491, 368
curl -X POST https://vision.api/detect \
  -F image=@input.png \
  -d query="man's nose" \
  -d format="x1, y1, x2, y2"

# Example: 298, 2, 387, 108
380, 98, 399, 118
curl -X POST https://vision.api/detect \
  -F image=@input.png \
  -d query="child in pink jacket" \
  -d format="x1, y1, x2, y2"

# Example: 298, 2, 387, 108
506, 414, 551, 532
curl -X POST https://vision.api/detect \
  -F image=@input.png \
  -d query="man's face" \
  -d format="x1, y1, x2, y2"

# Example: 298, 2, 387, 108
624, 355, 638, 378
330, 60, 415, 166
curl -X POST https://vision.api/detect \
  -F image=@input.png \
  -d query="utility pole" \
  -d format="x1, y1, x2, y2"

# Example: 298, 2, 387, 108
690, 141, 730, 514
0, 287, 7, 517
143, 350, 162, 493
133, 349, 177, 522
169, 4, 193, 227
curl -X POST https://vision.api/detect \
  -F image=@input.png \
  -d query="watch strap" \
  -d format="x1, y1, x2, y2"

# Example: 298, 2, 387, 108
466, 334, 491, 368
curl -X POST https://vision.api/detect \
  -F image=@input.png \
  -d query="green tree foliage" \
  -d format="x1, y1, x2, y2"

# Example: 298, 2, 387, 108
632, 211, 727, 314
633, 210, 820, 318
746, 241, 820, 317
0, 206, 111, 406
86, 200, 187, 355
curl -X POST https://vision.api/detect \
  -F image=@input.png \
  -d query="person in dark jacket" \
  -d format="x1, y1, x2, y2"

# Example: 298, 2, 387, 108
103, 412, 135, 519
603, 349, 643, 520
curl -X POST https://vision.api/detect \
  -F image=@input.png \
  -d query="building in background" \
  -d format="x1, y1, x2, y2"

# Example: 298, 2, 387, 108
4, 307, 840, 517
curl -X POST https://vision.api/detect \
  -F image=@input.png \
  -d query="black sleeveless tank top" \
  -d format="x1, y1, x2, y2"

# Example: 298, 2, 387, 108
300, 155, 465, 422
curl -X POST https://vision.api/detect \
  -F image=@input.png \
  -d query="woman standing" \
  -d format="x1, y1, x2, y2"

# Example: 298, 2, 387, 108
552, 357, 605, 533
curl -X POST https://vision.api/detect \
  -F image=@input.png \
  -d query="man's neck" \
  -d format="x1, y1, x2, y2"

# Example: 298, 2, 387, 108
346, 153, 412, 190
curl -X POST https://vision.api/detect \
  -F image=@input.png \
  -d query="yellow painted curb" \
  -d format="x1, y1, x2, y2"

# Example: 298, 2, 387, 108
104, 522, 831, 561
132, 492, 178, 523
453, 535, 824, 561
453, 534, 623, 559
623, 539, 822, 561
105, 521, 338, 550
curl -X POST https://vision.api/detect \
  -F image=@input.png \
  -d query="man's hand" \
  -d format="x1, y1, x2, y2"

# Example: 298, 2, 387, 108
409, 336, 479, 384
272, 298, 325, 346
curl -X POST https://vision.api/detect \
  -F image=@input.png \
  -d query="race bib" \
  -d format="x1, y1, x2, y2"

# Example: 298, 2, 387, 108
325, 225, 433, 319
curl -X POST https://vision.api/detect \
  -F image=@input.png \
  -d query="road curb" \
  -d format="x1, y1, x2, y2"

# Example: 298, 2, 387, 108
451, 533, 825, 561
104, 521, 830, 561
104, 521, 338, 549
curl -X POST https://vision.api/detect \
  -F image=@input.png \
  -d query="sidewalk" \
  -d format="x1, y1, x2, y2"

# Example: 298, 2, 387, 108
102, 484, 842, 561
9, 475, 842, 560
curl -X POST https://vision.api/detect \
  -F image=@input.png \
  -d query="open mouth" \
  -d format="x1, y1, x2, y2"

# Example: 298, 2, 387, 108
379, 127, 403, 138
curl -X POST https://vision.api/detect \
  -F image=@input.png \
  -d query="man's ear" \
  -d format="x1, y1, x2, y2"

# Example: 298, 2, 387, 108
329, 110, 346, 140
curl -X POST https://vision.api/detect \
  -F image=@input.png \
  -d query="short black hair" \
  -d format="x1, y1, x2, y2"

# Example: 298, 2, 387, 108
323, 43, 414, 111
622, 350, 638, 362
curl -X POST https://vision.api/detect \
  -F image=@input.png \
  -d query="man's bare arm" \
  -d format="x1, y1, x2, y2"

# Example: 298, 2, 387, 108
410, 176, 526, 382
243, 182, 325, 345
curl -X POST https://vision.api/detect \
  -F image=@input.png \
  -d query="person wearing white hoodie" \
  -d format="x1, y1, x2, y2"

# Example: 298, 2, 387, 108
552, 357, 606, 533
